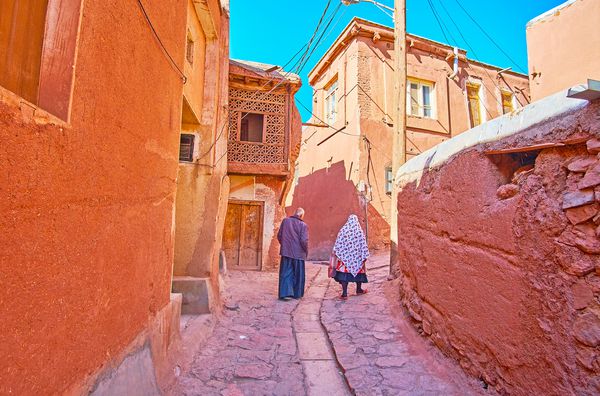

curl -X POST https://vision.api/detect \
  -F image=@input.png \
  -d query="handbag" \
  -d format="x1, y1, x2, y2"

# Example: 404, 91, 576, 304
328, 254, 337, 278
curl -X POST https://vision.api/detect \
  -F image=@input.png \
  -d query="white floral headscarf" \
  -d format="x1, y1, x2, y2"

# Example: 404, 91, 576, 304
333, 215, 370, 276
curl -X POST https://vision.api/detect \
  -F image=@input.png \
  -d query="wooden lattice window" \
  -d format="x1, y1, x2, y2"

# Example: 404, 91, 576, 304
228, 87, 287, 164
179, 134, 195, 162
467, 83, 482, 127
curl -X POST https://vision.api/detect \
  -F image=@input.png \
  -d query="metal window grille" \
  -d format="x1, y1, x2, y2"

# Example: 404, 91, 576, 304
179, 134, 195, 162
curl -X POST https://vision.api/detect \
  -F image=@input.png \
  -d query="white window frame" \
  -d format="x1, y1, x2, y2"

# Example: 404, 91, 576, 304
406, 78, 436, 119
324, 78, 338, 124
385, 166, 393, 195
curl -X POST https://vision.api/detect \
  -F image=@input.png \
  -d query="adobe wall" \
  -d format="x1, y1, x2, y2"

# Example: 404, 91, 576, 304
527, 0, 600, 101
291, 24, 530, 261
393, 93, 600, 395
358, 37, 529, 161
0, 0, 186, 394
173, 3, 230, 309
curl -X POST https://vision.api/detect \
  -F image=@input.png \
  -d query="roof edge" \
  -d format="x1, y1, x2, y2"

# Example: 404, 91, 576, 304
526, 0, 578, 27
308, 17, 527, 84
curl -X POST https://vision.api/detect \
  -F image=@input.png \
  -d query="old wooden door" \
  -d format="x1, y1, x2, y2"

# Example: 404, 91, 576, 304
223, 201, 263, 270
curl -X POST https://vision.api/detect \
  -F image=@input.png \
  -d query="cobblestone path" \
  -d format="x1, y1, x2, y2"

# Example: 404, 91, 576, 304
170, 254, 491, 396
321, 254, 489, 396
169, 264, 348, 395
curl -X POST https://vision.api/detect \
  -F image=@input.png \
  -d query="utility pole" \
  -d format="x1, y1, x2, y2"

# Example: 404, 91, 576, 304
389, 0, 406, 276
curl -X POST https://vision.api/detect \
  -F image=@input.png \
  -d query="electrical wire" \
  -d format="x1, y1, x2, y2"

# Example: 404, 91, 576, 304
373, 2, 394, 19
451, 0, 528, 74
425, 0, 455, 47
295, 3, 343, 74
136, 0, 187, 83
424, 0, 497, 119
295, 0, 333, 74
196, 0, 344, 163
296, 98, 362, 137
431, 0, 514, 119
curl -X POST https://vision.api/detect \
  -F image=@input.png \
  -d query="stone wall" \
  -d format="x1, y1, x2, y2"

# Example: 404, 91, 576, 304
393, 91, 600, 395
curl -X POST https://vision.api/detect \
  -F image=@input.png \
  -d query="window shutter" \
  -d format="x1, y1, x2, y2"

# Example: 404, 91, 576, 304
467, 84, 481, 127
502, 92, 513, 114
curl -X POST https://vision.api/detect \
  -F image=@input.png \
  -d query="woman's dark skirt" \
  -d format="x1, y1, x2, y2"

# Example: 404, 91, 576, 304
334, 272, 368, 283
278, 257, 305, 299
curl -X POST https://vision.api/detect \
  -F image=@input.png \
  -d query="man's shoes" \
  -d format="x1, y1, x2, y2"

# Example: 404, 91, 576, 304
356, 289, 368, 295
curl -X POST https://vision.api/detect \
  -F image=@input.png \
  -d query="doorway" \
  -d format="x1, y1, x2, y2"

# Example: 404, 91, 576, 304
223, 201, 263, 271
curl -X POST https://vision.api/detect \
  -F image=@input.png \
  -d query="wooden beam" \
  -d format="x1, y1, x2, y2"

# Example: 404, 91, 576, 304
484, 137, 588, 154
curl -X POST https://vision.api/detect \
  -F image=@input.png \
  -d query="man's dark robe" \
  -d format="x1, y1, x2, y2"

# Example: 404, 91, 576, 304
277, 215, 308, 299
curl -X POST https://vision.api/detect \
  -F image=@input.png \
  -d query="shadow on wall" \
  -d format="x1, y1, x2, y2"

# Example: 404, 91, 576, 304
287, 161, 390, 261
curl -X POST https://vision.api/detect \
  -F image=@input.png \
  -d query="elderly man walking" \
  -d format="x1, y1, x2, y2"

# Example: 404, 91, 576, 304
277, 208, 309, 300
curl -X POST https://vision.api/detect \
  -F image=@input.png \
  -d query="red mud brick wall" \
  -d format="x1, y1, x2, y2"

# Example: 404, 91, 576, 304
0, 0, 186, 394
395, 101, 600, 395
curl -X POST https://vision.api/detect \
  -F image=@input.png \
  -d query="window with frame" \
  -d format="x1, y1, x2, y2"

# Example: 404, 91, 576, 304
179, 134, 195, 162
501, 90, 514, 114
385, 167, 393, 195
240, 112, 264, 143
324, 78, 338, 124
467, 82, 482, 127
407, 78, 435, 118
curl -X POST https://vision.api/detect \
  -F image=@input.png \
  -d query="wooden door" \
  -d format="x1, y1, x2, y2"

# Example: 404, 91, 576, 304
222, 201, 263, 270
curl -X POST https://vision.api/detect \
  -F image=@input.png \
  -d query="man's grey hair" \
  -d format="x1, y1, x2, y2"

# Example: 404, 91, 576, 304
294, 207, 305, 217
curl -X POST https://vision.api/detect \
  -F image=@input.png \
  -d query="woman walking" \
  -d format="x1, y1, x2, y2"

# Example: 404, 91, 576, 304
331, 214, 370, 299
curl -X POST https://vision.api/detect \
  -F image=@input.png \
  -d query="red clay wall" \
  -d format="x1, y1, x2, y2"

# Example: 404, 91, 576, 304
0, 0, 186, 394
394, 100, 600, 395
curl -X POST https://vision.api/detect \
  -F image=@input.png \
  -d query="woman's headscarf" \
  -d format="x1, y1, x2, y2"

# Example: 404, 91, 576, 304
333, 214, 370, 276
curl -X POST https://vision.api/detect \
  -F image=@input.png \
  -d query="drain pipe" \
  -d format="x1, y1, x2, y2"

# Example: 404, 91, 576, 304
447, 46, 459, 79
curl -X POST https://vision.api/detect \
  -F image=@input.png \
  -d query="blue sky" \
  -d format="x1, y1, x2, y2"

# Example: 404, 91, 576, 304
230, 0, 565, 121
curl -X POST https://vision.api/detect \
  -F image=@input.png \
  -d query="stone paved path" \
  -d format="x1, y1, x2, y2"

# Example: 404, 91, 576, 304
169, 254, 492, 396
321, 253, 490, 396
168, 264, 348, 396
292, 271, 350, 396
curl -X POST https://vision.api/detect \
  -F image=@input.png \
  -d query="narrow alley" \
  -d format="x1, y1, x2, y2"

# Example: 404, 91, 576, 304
169, 253, 488, 395
2, 0, 599, 395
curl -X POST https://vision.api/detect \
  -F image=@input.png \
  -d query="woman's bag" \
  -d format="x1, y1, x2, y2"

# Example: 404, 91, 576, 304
328, 254, 337, 278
